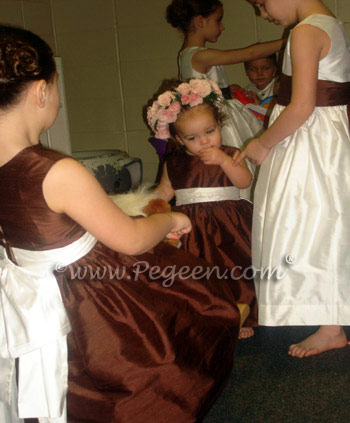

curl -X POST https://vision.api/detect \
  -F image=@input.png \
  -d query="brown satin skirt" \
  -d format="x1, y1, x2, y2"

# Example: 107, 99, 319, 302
56, 240, 240, 423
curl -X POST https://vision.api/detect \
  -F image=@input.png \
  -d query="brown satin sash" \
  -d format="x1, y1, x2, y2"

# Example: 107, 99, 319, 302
277, 73, 350, 124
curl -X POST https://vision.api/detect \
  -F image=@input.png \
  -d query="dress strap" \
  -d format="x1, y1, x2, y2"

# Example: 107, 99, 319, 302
175, 186, 241, 206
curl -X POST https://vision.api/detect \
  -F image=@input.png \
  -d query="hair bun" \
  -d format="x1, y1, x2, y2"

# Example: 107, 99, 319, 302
0, 41, 40, 81
166, 0, 190, 31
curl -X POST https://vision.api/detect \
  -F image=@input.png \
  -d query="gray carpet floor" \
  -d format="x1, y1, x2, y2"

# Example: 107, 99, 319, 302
203, 326, 350, 423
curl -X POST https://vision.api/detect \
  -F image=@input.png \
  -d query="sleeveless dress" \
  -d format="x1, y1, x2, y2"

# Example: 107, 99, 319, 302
167, 146, 257, 327
179, 47, 263, 150
252, 15, 350, 326
0, 143, 241, 423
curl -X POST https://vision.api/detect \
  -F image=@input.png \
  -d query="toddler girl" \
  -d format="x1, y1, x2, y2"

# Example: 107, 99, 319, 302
148, 78, 258, 338
0, 25, 241, 423
236, 0, 350, 357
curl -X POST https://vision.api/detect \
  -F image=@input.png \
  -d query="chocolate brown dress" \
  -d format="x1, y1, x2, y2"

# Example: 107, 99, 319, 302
167, 146, 257, 327
0, 144, 240, 423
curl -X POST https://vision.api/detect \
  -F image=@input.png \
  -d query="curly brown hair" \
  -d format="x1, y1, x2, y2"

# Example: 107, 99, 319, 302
0, 25, 55, 109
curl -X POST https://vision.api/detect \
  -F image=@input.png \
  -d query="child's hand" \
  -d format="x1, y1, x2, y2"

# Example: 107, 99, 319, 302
234, 138, 271, 166
166, 211, 192, 239
229, 83, 241, 97
244, 90, 261, 105
198, 146, 228, 166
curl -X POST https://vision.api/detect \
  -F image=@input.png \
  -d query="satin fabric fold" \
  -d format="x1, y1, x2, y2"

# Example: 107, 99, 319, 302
252, 14, 350, 326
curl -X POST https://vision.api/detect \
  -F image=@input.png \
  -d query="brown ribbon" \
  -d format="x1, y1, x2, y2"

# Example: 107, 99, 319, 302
0, 224, 17, 264
277, 73, 350, 125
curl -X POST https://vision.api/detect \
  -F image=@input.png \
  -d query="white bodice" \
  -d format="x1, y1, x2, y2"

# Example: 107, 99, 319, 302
179, 46, 229, 88
283, 14, 350, 82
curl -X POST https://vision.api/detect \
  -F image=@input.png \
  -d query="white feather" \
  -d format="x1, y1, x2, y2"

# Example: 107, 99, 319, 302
110, 184, 160, 217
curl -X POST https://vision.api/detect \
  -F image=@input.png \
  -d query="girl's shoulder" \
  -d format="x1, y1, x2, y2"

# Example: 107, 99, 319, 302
0, 143, 68, 177
180, 46, 205, 57
295, 14, 339, 33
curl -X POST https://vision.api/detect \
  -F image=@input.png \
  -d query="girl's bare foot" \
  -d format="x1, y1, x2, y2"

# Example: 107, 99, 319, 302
288, 325, 348, 358
239, 327, 254, 339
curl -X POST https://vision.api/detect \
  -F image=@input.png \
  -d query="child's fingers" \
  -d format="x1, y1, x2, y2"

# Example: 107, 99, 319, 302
233, 151, 246, 166
166, 232, 180, 240
232, 150, 240, 160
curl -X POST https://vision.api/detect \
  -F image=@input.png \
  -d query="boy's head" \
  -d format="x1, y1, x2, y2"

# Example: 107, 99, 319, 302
244, 54, 277, 90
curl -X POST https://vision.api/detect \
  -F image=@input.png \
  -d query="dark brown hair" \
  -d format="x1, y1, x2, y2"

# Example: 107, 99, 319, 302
0, 25, 56, 109
166, 0, 223, 33
244, 53, 277, 69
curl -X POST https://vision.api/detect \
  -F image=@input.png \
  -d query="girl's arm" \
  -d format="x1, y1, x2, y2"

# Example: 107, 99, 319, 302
235, 24, 330, 165
42, 158, 190, 255
192, 38, 285, 73
155, 163, 175, 202
199, 147, 252, 188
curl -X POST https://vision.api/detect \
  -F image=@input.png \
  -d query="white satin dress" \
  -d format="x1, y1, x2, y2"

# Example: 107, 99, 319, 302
253, 14, 350, 326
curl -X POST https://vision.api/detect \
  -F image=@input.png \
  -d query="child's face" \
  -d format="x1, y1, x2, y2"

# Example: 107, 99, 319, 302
174, 105, 222, 156
249, 0, 296, 27
202, 6, 224, 43
245, 58, 276, 90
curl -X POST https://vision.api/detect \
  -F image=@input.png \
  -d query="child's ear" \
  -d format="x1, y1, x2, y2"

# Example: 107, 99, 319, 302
31, 79, 48, 108
193, 14, 206, 29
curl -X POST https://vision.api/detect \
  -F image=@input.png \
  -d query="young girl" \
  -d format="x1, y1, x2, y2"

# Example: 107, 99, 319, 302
166, 0, 285, 149
148, 78, 258, 338
0, 26, 242, 423
235, 0, 350, 358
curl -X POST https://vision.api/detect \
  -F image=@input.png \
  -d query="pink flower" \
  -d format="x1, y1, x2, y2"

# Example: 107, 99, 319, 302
147, 101, 160, 118
157, 91, 174, 107
176, 83, 191, 95
147, 104, 159, 129
169, 101, 181, 114
189, 79, 212, 97
181, 94, 190, 105
159, 108, 177, 124
189, 92, 203, 107
156, 123, 170, 139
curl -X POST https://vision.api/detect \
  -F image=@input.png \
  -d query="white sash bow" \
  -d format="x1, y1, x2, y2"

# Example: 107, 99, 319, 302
0, 231, 97, 420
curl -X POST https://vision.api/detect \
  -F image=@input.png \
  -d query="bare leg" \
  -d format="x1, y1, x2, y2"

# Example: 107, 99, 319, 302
288, 325, 348, 358
239, 327, 254, 339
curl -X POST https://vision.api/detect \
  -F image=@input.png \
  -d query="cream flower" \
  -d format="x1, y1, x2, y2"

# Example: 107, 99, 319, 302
176, 83, 191, 96
157, 91, 174, 107
189, 79, 212, 97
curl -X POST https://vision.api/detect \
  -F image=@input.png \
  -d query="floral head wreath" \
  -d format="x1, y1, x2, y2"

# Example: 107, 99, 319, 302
147, 78, 227, 140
